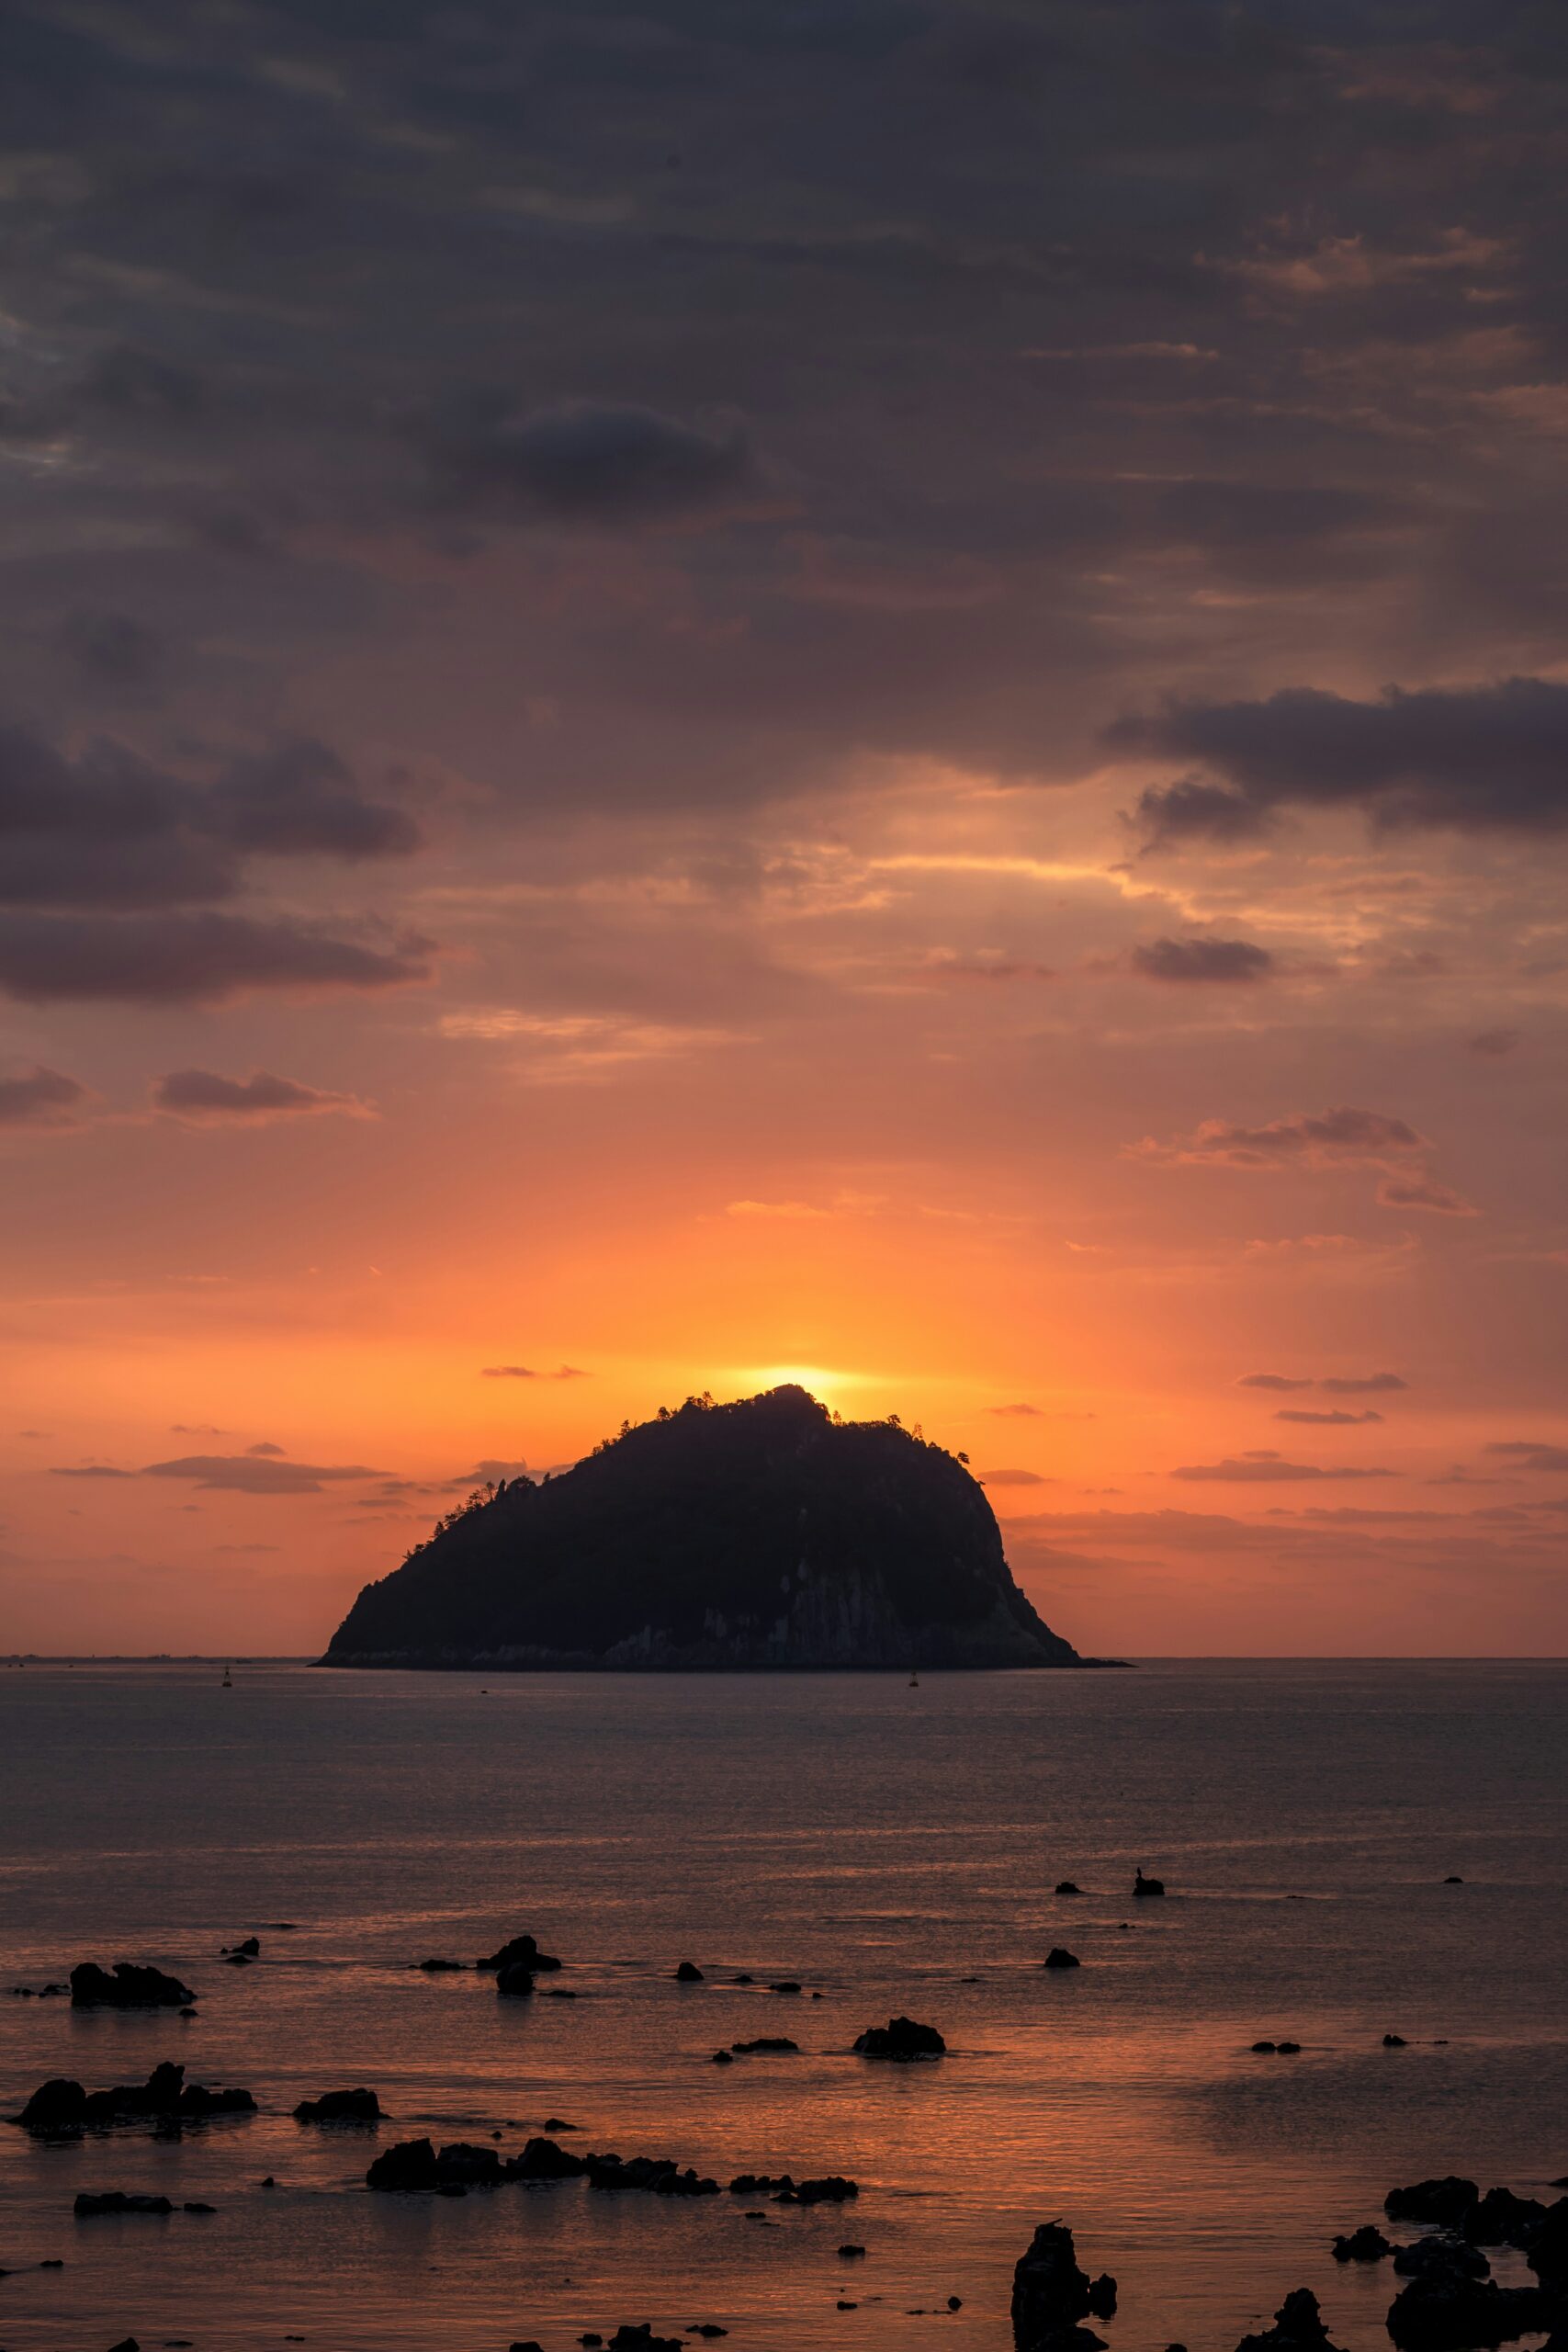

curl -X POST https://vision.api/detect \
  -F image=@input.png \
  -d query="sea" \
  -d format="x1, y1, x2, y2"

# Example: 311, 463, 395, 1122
0, 1658, 1562, 2352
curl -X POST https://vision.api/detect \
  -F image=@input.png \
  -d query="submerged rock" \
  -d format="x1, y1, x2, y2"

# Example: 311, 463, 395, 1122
852, 2017, 945, 2058
293, 2088, 381, 2124
74, 2192, 175, 2217
415, 1957, 465, 1972
730, 2038, 799, 2054
69, 1962, 195, 2009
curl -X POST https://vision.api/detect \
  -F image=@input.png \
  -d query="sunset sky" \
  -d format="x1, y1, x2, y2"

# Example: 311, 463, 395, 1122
4, 1, 1567, 1657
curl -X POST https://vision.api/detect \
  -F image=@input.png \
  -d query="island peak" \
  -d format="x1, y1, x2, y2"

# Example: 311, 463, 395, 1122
322, 1386, 1083, 1671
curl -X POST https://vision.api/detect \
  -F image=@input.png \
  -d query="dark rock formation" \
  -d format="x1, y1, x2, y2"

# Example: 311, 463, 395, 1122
608, 2329, 682, 2352
74, 2192, 175, 2217
1332, 2226, 1393, 2262
1387, 2181, 1481, 2230
1467, 2188, 1546, 2248
1055, 1882, 1083, 1894
480, 1934, 562, 1972
70, 1962, 195, 2009
15, 2063, 253, 2133
710, 2049, 734, 2064
1393, 2238, 1488, 2281
1133, 1870, 1165, 1898
1528, 2198, 1568, 2289
1384, 2034, 1408, 2047
293, 2088, 381, 2124
1043, 1948, 1080, 1970
853, 2016, 945, 2058
415, 1957, 465, 1972
586, 2153, 719, 2196
674, 1962, 704, 1982
496, 1964, 536, 1996
840, 2244, 866, 2257
322, 1386, 1084, 1670
731, 2038, 799, 2053
1387, 2275, 1550, 2349
221, 1937, 260, 1959
1010, 2221, 1116, 2352
728, 2171, 857, 2203
513, 2136, 587, 2179
1234, 2290, 1341, 2352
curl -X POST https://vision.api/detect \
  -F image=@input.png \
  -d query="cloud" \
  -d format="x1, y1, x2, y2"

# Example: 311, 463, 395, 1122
725, 1199, 833, 1221
986, 1403, 1044, 1418
1134, 1105, 1426, 1170
0, 1065, 85, 1128
1375, 1175, 1479, 1216
980, 1468, 1054, 1487
0, 726, 421, 914
1275, 1408, 1383, 1425
246, 1442, 286, 1458
421, 401, 757, 526
479, 1364, 588, 1380
1172, 1456, 1393, 1483
140, 1453, 381, 1493
1483, 1442, 1568, 1474
1320, 1374, 1408, 1394
58, 610, 164, 689
1467, 1028, 1522, 1058
152, 1069, 367, 1122
1239, 1374, 1313, 1391
0, 911, 433, 1004
1129, 936, 1274, 984
1116, 678, 1568, 842
169, 1423, 227, 1434
50, 1464, 134, 1479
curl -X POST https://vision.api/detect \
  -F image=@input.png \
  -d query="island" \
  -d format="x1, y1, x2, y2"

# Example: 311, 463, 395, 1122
321, 1385, 1087, 1670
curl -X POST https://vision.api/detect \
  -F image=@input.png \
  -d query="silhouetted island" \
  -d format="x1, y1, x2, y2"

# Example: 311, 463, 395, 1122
322, 1385, 1089, 1671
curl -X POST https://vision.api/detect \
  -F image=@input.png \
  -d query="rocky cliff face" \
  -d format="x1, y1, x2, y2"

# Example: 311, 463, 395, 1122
322, 1385, 1082, 1671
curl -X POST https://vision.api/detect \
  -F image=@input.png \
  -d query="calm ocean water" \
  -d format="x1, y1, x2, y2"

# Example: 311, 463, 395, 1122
0, 1659, 1563, 2352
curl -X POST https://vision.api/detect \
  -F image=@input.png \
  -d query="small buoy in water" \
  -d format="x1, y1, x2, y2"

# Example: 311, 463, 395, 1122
908, 1669, 919, 1687
221, 1663, 233, 1689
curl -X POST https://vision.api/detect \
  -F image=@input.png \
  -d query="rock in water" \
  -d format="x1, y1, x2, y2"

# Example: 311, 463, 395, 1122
1133, 1870, 1166, 1899
1043, 1948, 1080, 1970
293, 2088, 381, 2124
320, 1386, 1084, 1670
1386, 2180, 1481, 2230
1234, 2290, 1341, 2352
69, 1962, 195, 2008
1010, 2221, 1116, 2351
1332, 2226, 1392, 2262
479, 1935, 562, 1973
852, 2017, 945, 2058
